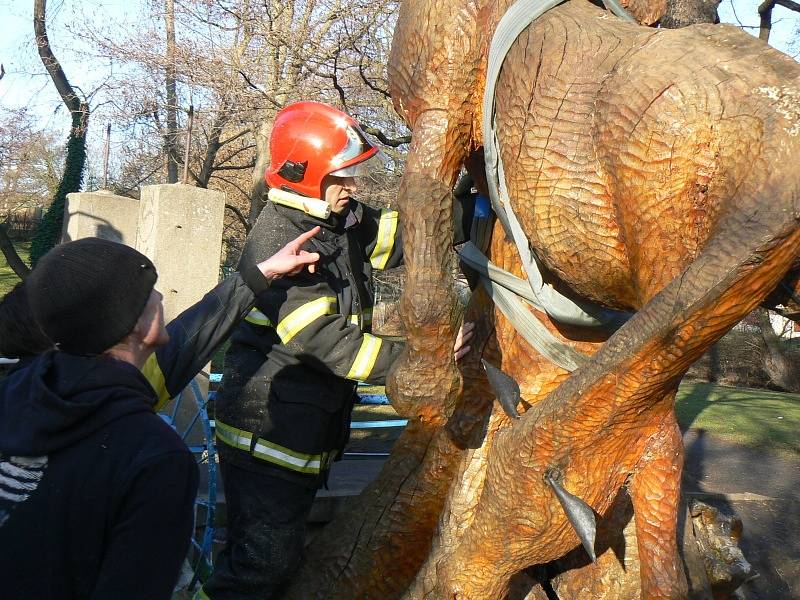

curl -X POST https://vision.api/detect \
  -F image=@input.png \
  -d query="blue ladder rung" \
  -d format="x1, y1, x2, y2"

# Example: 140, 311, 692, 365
358, 394, 390, 405
350, 419, 408, 429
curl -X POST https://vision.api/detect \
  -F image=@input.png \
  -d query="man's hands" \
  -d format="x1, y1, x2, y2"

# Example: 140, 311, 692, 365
257, 226, 321, 281
454, 321, 475, 361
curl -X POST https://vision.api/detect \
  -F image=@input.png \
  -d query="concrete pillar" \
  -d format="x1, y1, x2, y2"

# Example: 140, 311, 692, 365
63, 190, 140, 245
136, 183, 225, 322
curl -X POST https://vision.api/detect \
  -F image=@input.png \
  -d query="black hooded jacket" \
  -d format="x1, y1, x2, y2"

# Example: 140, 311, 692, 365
0, 350, 198, 599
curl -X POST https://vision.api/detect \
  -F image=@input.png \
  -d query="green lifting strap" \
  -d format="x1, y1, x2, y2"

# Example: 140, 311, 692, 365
459, 242, 589, 371
471, 0, 634, 370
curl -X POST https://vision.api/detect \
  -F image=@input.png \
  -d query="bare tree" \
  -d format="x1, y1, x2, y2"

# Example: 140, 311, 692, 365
72, 0, 407, 254
29, 0, 90, 265
164, 0, 179, 182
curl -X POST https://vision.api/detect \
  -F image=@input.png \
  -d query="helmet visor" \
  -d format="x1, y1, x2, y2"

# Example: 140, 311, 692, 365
330, 122, 375, 168
329, 156, 375, 177
329, 148, 388, 178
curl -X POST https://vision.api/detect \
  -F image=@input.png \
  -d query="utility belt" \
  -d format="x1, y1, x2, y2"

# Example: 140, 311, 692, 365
215, 419, 339, 476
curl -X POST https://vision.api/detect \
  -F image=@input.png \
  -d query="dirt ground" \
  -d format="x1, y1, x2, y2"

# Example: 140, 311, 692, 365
681, 428, 800, 599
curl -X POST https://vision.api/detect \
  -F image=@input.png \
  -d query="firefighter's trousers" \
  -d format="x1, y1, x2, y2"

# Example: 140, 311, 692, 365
199, 455, 316, 599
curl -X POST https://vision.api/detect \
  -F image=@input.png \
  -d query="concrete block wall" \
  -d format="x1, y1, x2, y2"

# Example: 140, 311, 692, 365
64, 191, 139, 245
136, 184, 226, 322
63, 185, 226, 323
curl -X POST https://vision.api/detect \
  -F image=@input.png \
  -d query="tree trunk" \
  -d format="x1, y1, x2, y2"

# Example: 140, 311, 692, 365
30, 0, 89, 265
661, 0, 720, 28
164, 0, 179, 183
754, 308, 800, 392
0, 223, 30, 279
248, 120, 272, 224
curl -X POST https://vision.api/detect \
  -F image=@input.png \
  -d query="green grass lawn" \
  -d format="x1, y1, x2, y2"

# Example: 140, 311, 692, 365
353, 381, 800, 455
676, 381, 799, 454
0, 241, 30, 296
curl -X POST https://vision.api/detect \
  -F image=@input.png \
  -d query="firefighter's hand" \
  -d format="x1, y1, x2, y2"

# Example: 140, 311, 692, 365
258, 226, 321, 280
454, 321, 475, 361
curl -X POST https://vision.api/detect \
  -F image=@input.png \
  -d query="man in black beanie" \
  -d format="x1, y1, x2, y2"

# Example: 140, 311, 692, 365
0, 230, 320, 600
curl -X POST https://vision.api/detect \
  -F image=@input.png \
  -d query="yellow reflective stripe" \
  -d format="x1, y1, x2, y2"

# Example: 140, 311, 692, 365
276, 296, 337, 343
245, 307, 272, 326
141, 354, 171, 412
193, 588, 210, 600
252, 438, 325, 474
349, 308, 373, 329
215, 420, 253, 451
370, 210, 399, 269
346, 334, 383, 380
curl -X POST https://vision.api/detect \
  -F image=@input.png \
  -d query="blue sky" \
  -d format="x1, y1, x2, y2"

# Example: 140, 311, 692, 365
0, 0, 798, 149
0, 0, 144, 130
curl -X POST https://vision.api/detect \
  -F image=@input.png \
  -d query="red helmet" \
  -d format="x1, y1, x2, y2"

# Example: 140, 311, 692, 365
265, 101, 378, 199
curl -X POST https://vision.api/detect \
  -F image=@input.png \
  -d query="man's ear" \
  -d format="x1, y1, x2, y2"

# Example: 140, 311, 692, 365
130, 298, 159, 346
137, 308, 161, 347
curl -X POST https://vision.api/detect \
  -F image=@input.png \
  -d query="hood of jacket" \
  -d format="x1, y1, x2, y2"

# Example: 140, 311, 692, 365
0, 350, 156, 456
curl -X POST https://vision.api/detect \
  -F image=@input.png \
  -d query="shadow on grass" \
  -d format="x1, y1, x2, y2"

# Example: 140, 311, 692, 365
0, 241, 30, 296
676, 381, 800, 454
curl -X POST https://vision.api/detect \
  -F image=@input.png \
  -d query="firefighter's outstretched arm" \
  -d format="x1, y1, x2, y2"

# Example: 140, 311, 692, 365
251, 275, 473, 385
144, 228, 321, 410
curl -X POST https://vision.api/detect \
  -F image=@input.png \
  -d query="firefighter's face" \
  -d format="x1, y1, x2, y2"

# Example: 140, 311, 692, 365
321, 175, 357, 214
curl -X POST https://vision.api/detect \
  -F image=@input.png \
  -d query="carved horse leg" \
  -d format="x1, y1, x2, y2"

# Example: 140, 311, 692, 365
629, 403, 687, 599
402, 190, 800, 598
386, 112, 469, 421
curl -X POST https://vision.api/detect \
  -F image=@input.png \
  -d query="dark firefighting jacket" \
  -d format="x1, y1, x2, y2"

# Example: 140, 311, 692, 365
215, 193, 475, 487
214, 198, 405, 487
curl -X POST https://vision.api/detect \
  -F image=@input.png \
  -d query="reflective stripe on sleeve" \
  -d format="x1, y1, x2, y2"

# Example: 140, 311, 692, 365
346, 333, 383, 380
245, 308, 272, 326
276, 296, 337, 343
252, 439, 325, 474
215, 420, 253, 451
141, 354, 171, 412
349, 307, 374, 330
369, 209, 399, 269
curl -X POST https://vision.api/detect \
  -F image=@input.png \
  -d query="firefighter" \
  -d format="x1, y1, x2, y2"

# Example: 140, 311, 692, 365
199, 101, 474, 599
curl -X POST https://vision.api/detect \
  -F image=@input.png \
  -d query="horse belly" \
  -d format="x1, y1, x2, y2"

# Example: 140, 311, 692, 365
493, 8, 643, 310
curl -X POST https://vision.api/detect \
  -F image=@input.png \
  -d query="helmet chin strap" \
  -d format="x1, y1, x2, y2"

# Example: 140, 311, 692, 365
268, 188, 332, 219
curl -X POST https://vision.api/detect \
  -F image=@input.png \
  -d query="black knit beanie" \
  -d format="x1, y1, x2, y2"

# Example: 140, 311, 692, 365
27, 238, 158, 355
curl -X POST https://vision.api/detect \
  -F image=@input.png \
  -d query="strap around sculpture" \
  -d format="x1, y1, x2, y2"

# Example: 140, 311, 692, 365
474, 0, 634, 370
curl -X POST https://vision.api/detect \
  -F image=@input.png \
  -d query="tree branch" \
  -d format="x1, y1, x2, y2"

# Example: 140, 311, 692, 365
214, 161, 257, 171
237, 70, 281, 108
776, 0, 800, 12
329, 47, 349, 112
33, 0, 87, 119
357, 51, 391, 99
225, 203, 251, 233
759, 0, 776, 42
359, 124, 411, 147
0, 223, 31, 280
